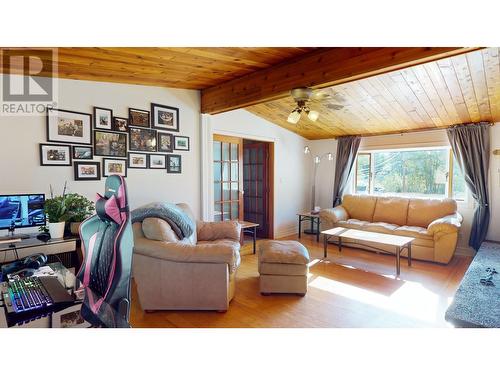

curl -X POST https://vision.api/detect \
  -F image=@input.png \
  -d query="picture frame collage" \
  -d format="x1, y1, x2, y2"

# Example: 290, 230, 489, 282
39, 103, 189, 180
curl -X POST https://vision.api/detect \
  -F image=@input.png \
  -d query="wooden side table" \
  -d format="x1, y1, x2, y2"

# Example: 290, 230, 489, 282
239, 221, 259, 254
297, 212, 321, 242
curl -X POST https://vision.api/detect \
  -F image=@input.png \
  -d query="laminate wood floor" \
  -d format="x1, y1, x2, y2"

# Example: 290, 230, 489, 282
129, 234, 472, 328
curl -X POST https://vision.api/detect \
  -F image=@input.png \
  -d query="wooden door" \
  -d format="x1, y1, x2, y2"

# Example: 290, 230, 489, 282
213, 135, 243, 221
243, 142, 269, 237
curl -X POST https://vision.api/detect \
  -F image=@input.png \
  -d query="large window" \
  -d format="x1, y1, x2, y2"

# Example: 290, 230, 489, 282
354, 147, 466, 200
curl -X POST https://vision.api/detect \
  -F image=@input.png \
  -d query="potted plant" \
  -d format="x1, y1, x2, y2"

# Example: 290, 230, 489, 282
44, 195, 71, 238
65, 193, 95, 235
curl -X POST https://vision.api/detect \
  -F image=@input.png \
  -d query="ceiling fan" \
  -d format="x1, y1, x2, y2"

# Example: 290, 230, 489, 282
287, 87, 344, 124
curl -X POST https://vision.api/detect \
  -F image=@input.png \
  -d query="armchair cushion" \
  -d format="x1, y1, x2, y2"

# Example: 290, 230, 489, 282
142, 217, 179, 242
134, 236, 241, 273
197, 220, 241, 242
427, 213, 463, 235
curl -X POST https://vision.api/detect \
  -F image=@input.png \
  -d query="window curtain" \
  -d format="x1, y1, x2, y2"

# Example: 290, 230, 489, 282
333, 136, 361, 207
446, 122, 491, 251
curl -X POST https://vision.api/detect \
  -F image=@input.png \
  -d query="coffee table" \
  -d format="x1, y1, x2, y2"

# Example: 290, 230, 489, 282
321, 228, 414, 276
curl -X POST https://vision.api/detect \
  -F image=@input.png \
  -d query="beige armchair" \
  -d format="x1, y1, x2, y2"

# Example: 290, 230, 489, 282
320, 195, 463, 264
132, 203, 242, 312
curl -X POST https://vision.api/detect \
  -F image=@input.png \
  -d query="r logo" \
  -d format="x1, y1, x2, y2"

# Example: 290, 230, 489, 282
1, 48, 55, 102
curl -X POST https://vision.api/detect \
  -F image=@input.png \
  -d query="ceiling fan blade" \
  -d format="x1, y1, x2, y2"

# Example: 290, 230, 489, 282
310, 90, 331, 101
329, 89, 347, 103
326, 103, 344, 110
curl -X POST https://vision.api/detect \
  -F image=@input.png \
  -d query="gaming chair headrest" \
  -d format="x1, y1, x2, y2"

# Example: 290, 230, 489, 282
95, 175, 129, 224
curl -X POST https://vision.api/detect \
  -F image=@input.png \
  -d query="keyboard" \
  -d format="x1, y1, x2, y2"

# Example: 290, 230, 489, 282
3, 277, 54, 314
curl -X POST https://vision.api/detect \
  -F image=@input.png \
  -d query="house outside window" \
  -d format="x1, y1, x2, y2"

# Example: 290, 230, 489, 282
354, 147, 466, 201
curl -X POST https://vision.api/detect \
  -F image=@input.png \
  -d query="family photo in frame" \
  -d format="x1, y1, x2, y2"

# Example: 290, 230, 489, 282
46, 108, 92, 145
42, 102, 186, 179
129, 128, 157, 152
93, 107, 113, 130
74, 161, 100, 181
129, 108, 150, 127
40, 143, 72, 166
94, 130, 127, 157
151, 103, 179, 132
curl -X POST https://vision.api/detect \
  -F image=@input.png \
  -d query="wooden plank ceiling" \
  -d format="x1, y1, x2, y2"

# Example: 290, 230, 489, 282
0, 47, 316, 90
246, 47, 500, 139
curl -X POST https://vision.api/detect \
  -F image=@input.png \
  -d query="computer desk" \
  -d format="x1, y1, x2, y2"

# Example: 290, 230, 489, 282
0, 262, 129, 328
0, 235, 79, 269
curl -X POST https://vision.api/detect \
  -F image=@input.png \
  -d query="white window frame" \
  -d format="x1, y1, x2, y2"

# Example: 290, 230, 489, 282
353, 146, 469, 204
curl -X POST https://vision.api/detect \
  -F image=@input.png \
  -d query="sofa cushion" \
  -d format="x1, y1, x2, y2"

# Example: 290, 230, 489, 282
394, 225, 432, 240
337, 219, 370, 230
407, 198, 457, 228
372, 197, 409, 226
342, 195, 377, 222
364, 222, 399, 234
259, 240, 310, 265
142, 217, 179, 242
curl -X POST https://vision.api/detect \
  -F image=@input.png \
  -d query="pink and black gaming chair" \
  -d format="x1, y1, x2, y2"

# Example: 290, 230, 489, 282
76, 175, 133, 327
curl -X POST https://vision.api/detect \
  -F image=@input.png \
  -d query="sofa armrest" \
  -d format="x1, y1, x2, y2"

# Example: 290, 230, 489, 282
427, 212, 463, 236
196, 220, 241, 242
320, 206, 349, 224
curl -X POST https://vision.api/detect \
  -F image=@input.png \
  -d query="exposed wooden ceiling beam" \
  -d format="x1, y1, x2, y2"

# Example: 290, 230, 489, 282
201, 47, 482, 114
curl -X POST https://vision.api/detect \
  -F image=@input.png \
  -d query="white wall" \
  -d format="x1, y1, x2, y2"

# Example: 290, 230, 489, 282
489, 123, 500, 242
309, 124, 500, 251
0, 75, 201, 236
202, 110, 310, 238
306, 139, 337, 209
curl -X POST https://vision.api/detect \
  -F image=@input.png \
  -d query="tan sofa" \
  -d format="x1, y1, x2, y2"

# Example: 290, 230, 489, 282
320, 195, 463, 264
132, 203, 241, 312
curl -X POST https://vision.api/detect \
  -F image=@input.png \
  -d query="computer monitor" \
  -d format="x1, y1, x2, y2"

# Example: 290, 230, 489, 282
0, 194, 46, 237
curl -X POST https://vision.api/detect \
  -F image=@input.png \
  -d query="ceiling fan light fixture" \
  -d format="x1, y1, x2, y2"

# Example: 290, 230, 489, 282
287, 109, 301, 124
307, 110, 319, 122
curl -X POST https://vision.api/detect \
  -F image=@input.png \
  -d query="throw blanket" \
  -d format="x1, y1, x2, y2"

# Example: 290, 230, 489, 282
131, 202, 195, 239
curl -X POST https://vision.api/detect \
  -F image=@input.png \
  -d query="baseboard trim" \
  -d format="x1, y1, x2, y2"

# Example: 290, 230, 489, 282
275, 224, 297, 239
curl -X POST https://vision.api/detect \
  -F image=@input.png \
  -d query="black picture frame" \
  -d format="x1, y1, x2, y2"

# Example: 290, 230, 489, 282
72, 145, 93, 160
174, 135, 190, 151
148, 154, 167, 169
167, 154, 182, 174
112, 116, 129, 132
128, 108, 150, 128
74, 161, 101, 181
93, 107, 114, 130
46, 107, 92, 145
102, 158, 127, 177
151, 103, 179, 132
39, 143, 72, 166
129, 127, 157, 152
127, 152, 148, 169
157, 132, 174, 153
94, 130, 127, 157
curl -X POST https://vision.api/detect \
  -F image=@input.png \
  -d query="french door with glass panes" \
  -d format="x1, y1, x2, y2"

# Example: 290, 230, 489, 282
213, 135, 243, 221
243, 141, 269, 237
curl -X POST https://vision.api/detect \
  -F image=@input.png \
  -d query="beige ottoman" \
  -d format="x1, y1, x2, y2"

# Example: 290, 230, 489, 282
258, 240, 310, 296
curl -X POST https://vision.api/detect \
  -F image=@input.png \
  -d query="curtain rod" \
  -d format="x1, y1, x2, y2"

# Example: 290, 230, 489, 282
340, 122, 496, 139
